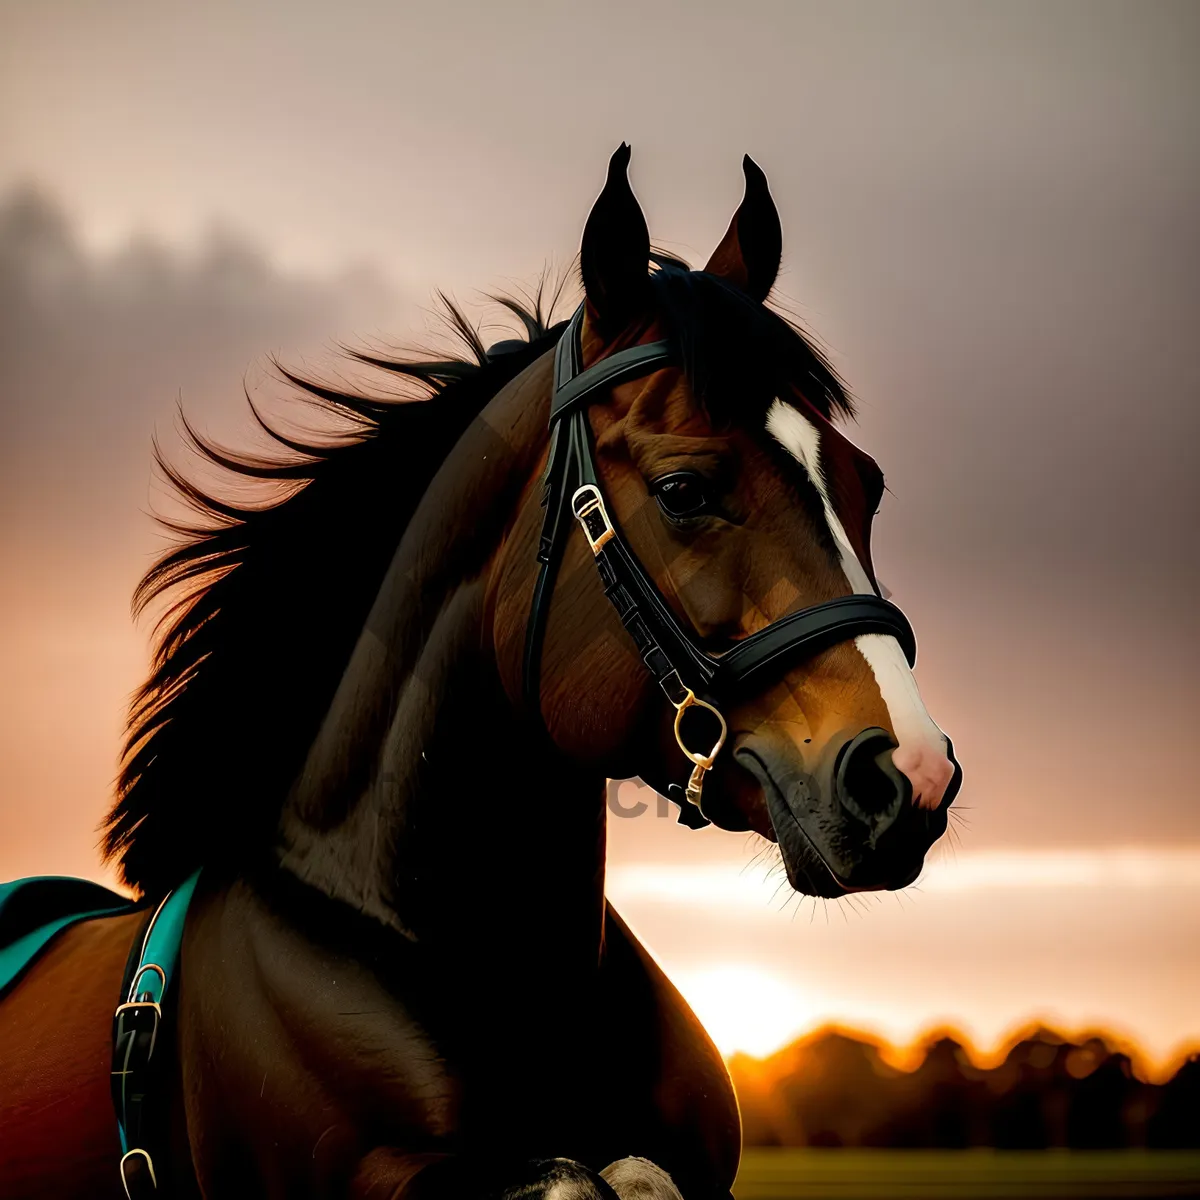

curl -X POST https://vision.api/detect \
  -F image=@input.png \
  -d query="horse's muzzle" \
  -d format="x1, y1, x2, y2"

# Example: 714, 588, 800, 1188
734, 728, 958, 896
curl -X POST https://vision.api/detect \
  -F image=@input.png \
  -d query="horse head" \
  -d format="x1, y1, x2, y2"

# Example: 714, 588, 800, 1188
494, 145, 960, 898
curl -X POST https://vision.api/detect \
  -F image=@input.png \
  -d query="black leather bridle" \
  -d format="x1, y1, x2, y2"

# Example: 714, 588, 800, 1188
523, 304, 918, 828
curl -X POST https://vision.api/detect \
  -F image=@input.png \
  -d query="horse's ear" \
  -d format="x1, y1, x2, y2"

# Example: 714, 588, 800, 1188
580, 143, 651, 332
704, 155, 782, 302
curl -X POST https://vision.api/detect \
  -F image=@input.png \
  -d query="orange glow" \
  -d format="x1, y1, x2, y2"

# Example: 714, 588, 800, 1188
855, 1022, 1199, 1087
729, 1020, 1200, 1089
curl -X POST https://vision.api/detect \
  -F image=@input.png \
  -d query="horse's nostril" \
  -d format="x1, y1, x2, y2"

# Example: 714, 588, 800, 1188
834, 727, 908, 827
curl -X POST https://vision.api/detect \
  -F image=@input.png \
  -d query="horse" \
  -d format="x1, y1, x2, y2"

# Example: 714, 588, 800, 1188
0, 145, 960, 1199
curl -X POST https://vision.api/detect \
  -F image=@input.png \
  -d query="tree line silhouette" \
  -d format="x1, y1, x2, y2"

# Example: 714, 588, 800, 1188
730, 1027, 1199, 1149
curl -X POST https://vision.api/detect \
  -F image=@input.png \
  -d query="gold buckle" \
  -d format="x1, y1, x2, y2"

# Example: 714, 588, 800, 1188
119, 1148, 157, 1197
571, 484, 615, 555
673, 690, 728, 810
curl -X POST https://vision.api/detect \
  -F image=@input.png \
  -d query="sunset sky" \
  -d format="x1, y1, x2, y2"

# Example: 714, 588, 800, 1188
1, 1, 1197, 1073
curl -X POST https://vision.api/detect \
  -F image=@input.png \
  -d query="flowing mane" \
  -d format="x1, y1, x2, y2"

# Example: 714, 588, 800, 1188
102, 263, 852, 897
103, 284, 571, 896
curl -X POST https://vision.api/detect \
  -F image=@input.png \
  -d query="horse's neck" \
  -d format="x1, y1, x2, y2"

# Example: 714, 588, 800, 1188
276, 354, 609, 976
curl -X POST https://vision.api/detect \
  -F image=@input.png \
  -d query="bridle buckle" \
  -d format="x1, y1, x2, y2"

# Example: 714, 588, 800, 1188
571, 485, 615, 555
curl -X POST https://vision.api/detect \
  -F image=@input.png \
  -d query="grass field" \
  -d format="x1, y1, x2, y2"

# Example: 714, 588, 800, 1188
731, 1150, 1200, 1199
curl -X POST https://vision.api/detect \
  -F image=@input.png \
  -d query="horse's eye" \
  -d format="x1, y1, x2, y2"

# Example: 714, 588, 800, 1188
652, 472, 712, 519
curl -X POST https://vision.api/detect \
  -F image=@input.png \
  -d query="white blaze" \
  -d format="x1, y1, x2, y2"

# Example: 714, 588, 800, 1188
765, 400, 950, 805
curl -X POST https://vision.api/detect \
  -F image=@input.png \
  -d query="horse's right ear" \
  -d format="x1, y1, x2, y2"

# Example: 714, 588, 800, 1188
703, 155, 782, 303
580, 143, 651, 333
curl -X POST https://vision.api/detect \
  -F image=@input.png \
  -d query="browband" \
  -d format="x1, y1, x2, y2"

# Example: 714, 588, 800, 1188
550, 339, 674, 423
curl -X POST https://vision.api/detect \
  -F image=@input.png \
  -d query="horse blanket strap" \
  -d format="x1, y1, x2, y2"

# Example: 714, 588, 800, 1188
0, 876, 136, 1000
523, 303, 918, 827
111, 869, 201, 1199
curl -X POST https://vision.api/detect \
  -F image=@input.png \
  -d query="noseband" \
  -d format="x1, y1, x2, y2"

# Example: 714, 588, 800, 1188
522, 304, 917, 828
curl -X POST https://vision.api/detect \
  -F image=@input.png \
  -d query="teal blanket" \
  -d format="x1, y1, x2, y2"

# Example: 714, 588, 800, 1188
0, 875, 138, 999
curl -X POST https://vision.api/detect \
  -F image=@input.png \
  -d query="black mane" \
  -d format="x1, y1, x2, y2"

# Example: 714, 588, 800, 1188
103, 286, 568, 896
103, 264, 849, 897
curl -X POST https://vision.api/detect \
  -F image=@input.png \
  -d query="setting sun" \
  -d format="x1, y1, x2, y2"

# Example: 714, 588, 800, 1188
673, 964, 824, 1058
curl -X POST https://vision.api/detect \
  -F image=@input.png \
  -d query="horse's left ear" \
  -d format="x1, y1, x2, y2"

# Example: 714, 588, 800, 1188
580, 143, 652, 333
704, 155, 782, 302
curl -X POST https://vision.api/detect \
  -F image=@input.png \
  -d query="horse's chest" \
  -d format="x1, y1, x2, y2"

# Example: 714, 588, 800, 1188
183, 887, 738, 1190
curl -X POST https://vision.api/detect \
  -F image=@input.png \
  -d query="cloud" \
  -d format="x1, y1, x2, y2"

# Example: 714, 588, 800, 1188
0, 185, 398, 550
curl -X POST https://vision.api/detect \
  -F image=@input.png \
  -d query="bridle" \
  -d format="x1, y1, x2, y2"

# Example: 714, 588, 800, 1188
522, 303, 918, 829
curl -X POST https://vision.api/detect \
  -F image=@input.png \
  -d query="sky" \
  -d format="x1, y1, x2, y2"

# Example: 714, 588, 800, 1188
1, 1, 1197, 1070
